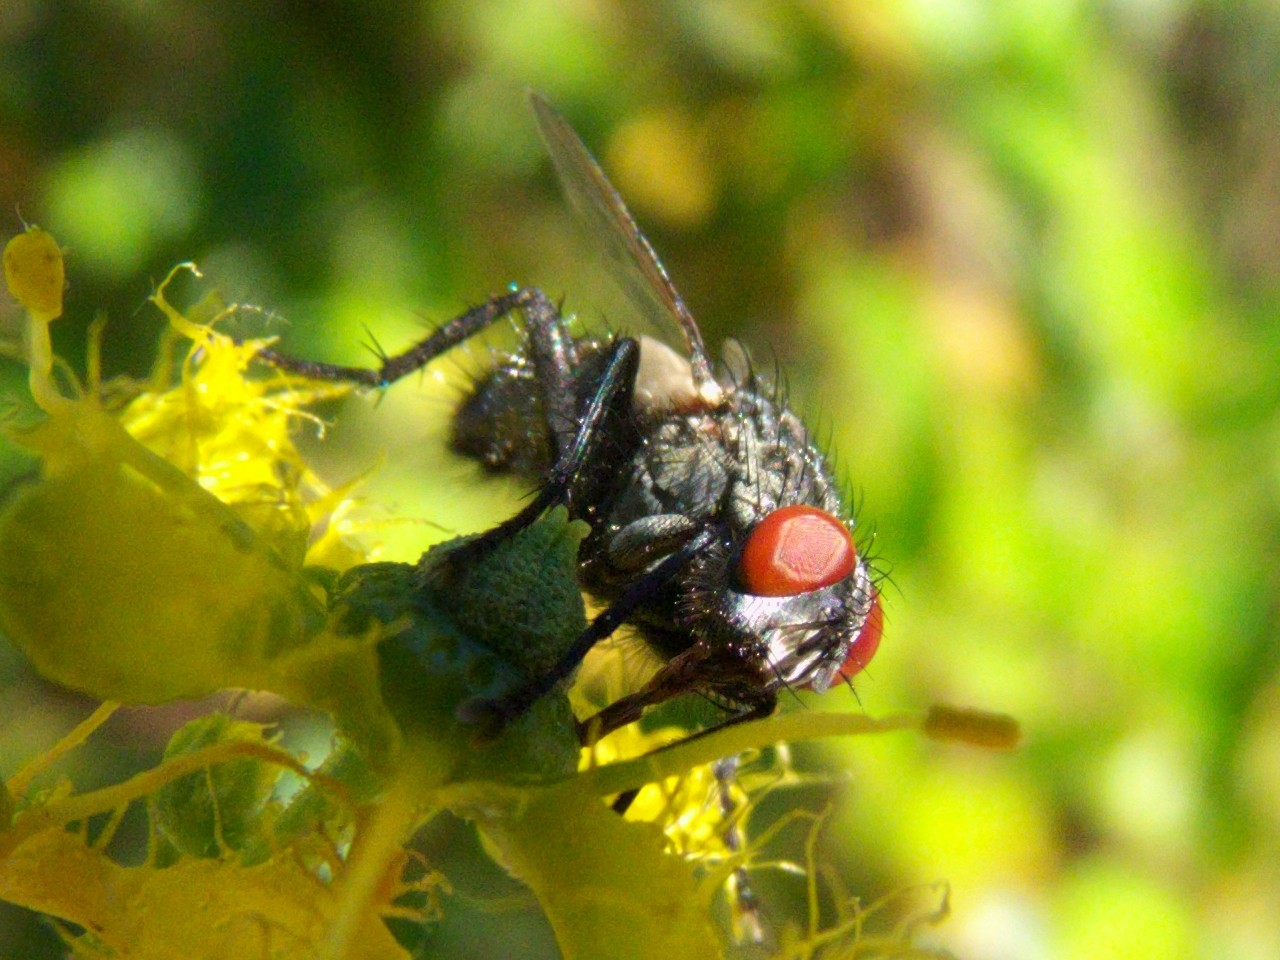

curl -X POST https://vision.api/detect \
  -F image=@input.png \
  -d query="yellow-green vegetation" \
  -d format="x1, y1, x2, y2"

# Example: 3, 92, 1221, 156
5, 6, 1278, 958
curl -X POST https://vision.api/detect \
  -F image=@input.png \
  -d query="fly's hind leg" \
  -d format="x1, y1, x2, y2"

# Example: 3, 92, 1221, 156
256, 287, 553, 389
254, 287, 594, 548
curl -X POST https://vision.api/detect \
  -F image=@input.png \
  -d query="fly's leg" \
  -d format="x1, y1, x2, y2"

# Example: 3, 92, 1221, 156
255, 286, 590, 554
457, 524, 717, 737
450, 333, 640, 557
714, 755, 767, 945
606, 756, 768, 945
606, 729, 771, 943
257, 292, 705, 732
255, 287, 569, 399
579, 651, 778, 745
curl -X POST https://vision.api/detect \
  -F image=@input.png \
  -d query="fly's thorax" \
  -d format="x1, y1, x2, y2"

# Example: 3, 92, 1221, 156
631, 335, 701, 411
624, 383, 841, 526
720, 404, 844, 532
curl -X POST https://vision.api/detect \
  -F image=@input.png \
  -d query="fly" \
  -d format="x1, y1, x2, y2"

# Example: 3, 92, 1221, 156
255, 93, 884, 742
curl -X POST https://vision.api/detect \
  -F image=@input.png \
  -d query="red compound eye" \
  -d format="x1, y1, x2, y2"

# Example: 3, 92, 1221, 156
836, 590, 883, 681
739, 505, 855, 597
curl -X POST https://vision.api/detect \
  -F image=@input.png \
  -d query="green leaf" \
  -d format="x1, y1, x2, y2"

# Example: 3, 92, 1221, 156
343, 507, 589, 781
149, 715, 278, 862
469, 778, 723, 960
0, 452, 327, 704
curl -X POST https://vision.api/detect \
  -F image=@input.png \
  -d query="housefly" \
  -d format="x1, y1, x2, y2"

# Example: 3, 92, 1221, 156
256, 93, 883, 742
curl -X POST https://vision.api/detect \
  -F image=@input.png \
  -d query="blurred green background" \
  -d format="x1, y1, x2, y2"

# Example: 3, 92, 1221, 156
3, 1, 1279, 958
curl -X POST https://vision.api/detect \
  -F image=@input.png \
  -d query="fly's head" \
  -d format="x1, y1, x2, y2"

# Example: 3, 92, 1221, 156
675, 354, 884, 703
682, 503, 882, 703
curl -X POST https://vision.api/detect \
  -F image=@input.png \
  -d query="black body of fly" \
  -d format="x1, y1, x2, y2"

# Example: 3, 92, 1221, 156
256, 94, 882, 741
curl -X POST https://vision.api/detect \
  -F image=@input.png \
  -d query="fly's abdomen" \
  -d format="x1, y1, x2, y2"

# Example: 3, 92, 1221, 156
449, 338, 622, 482
450, 363, 555, 478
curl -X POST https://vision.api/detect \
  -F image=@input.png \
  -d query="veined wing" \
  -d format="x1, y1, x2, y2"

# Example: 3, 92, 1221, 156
529, 92, 721, 402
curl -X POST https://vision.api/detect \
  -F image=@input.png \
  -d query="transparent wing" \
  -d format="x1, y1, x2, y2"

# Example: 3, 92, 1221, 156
529, 92, 718, 395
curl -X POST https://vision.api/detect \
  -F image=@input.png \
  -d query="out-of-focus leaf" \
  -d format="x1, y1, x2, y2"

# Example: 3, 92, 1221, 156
148, 715, 280, 863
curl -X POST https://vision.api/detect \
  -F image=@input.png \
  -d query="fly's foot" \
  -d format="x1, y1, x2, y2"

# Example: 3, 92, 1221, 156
455, 690, 529, 743
575, 693, 647, 745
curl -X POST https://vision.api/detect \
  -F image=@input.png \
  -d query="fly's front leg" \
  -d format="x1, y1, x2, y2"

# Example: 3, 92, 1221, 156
579, 660, 777, 745
457, 525, 718, 739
